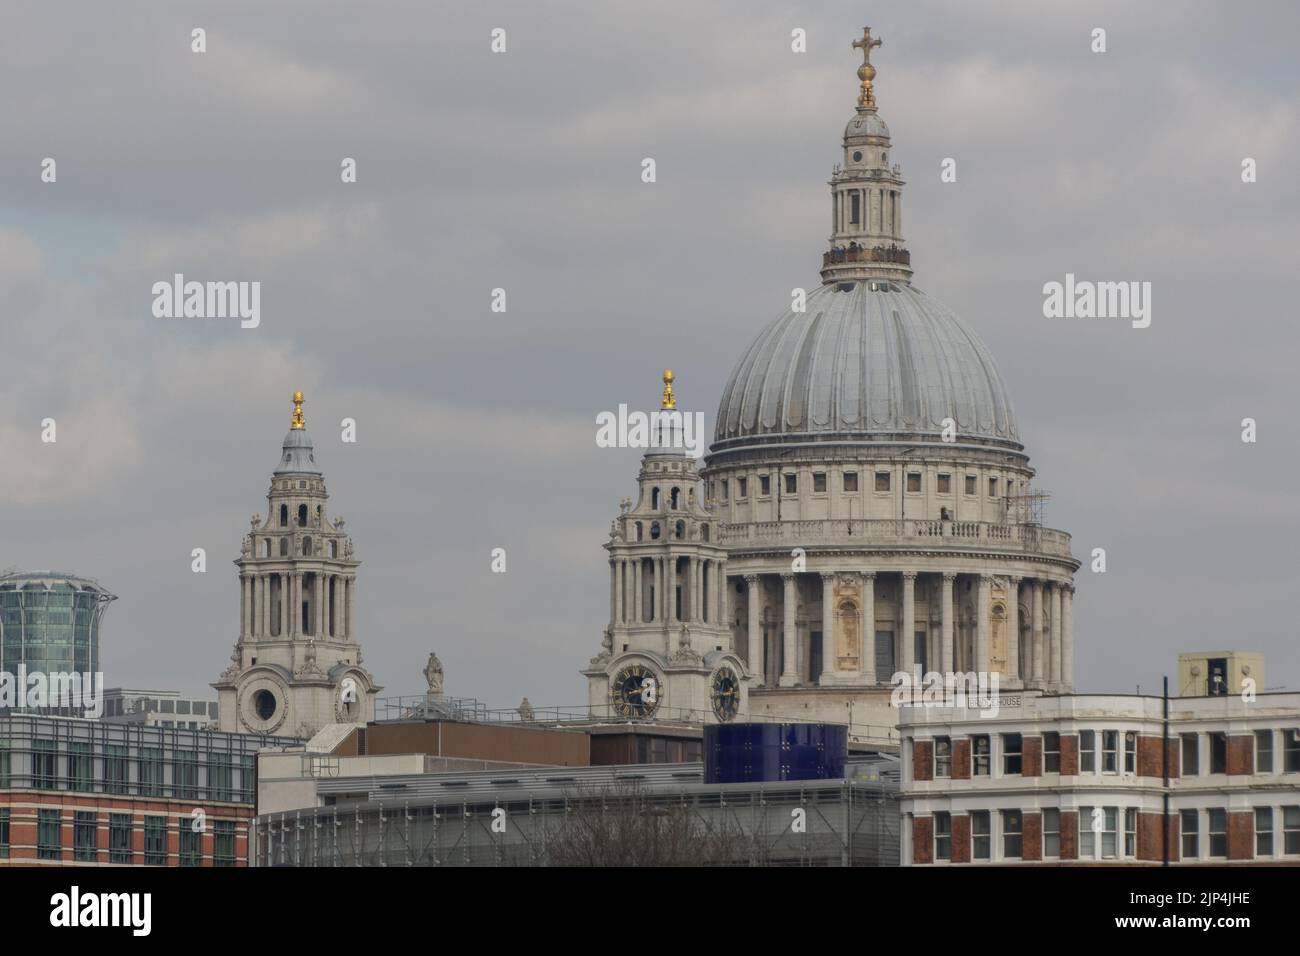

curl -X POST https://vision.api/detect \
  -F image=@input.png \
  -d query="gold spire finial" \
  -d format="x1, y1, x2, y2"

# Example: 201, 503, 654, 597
852, 26, 883, 108
660, 369, 676, 410
291, 390, 306, 429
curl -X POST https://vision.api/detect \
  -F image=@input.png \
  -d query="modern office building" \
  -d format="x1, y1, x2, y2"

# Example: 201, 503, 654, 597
0, 572, 116, 715
101, 688, 219, 730
0, 714, 294, 866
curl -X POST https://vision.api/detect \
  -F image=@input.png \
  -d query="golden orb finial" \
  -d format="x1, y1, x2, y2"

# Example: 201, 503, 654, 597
852, 26, 883, 108
660, 369, 676, 410
291, 390, 306, 429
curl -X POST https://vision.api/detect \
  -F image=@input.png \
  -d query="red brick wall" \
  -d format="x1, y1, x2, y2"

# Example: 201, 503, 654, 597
1023, 737, 1042, 777
1060, 734, 1079, 776
1023, 811, 1042, 861
1227, 811, 1254, 860
913, 816, 934, 864
1136, 736, 1163, 778
1227, 736, 1254, 776
1059, 810, 1078, 860
952, 739, 971, 780
0, 791, 254, 867
913, 740, 933, 782
951, 814, 971, 863
1136, 811, 1166, 861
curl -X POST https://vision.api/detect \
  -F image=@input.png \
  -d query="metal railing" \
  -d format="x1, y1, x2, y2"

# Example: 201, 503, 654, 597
722, 518, 1073, 558
372, 696, 899, 745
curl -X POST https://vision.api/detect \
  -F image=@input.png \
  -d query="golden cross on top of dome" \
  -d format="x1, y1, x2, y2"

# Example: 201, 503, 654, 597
291, 390, 306, 429
852, 26, 883, 108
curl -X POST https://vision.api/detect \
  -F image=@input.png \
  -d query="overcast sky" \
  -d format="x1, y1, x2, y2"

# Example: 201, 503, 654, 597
2, 0, 1297, 705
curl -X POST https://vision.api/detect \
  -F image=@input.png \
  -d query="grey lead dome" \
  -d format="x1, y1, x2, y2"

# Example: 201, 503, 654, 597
275, 427, 320, 475
713, 280, 1020, 450
845, 109, 889, 140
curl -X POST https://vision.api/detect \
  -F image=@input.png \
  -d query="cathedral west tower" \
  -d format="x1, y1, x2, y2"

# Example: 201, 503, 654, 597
214, 391, 379, 737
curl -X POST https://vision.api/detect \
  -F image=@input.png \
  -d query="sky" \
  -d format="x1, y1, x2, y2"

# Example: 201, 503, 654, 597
1, 0, 1297, 704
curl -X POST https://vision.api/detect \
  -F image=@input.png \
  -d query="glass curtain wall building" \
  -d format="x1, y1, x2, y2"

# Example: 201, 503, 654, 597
0, 572, 117, 705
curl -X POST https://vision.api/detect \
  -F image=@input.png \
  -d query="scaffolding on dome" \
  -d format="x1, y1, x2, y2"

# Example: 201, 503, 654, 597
1005, 489, 1050, 526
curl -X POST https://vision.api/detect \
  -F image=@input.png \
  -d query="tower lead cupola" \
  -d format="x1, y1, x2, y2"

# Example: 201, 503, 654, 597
821, 27, 912, 286
276, 390, 321, 476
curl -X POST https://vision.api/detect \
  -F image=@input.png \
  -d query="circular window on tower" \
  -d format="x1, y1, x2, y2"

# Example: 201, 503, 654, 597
253, 689, 277, 720
240, 678, 289, 734
852, 150, 863, 162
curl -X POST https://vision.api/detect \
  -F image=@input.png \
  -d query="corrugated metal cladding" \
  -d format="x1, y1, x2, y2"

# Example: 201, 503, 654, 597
714, 281, 1019, 446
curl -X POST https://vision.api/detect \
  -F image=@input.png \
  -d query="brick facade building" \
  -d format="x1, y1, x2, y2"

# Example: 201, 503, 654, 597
899, 691, 1300, 865
0, 715, 290, 866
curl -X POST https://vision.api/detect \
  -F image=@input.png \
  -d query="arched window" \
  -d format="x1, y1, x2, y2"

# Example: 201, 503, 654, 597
701, 524, 710, 542
279, 538, 288, 557
279, 505, 288, 527
675, 521, 685, 539
302, 537, 312, 556
670, 487, 680, 510
635, 522, 643, 542
330, 540, 338, 558
260, 539, 270, 558
651, 488, 660, 509
298, 504, 308, 526
650, 522, 661, 540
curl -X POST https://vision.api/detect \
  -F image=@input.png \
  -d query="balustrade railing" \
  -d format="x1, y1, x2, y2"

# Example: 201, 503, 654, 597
722, 518, 1072, 558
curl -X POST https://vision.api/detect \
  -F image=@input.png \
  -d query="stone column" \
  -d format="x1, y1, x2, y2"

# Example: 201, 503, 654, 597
745, 575, 762, 682
287, 573, 297, 637
665, 557, 676, 626
718, 563, 728, 629
240, 575, 249, 638
1031, 580, 1044, 682
1050, 584, 1063, 686
1006, 577, 1020, 681
345, 577, 355, 640
651, 558, 660, 622
780, 573, 798, 686
820, 573, 836, 685
1062, 585, 1075, 690
328, 574, 335, 637
332, 573, 341, 637
860, 573, 876, 684
692, 558, 702, 622
900, 572, 916, 677
632, 560, 641, 623
609, 560, 617, 627
976, 575, 991, 673
614, 560, 625, 625
941, 572, 955, 674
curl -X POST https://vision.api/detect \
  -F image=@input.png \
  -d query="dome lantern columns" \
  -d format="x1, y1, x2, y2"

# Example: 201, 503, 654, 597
822, 27, 912, 285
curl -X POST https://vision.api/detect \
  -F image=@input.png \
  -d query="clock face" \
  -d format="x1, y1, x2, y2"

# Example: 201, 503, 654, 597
710, 667, 740, 722
611, 664, 660, 718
